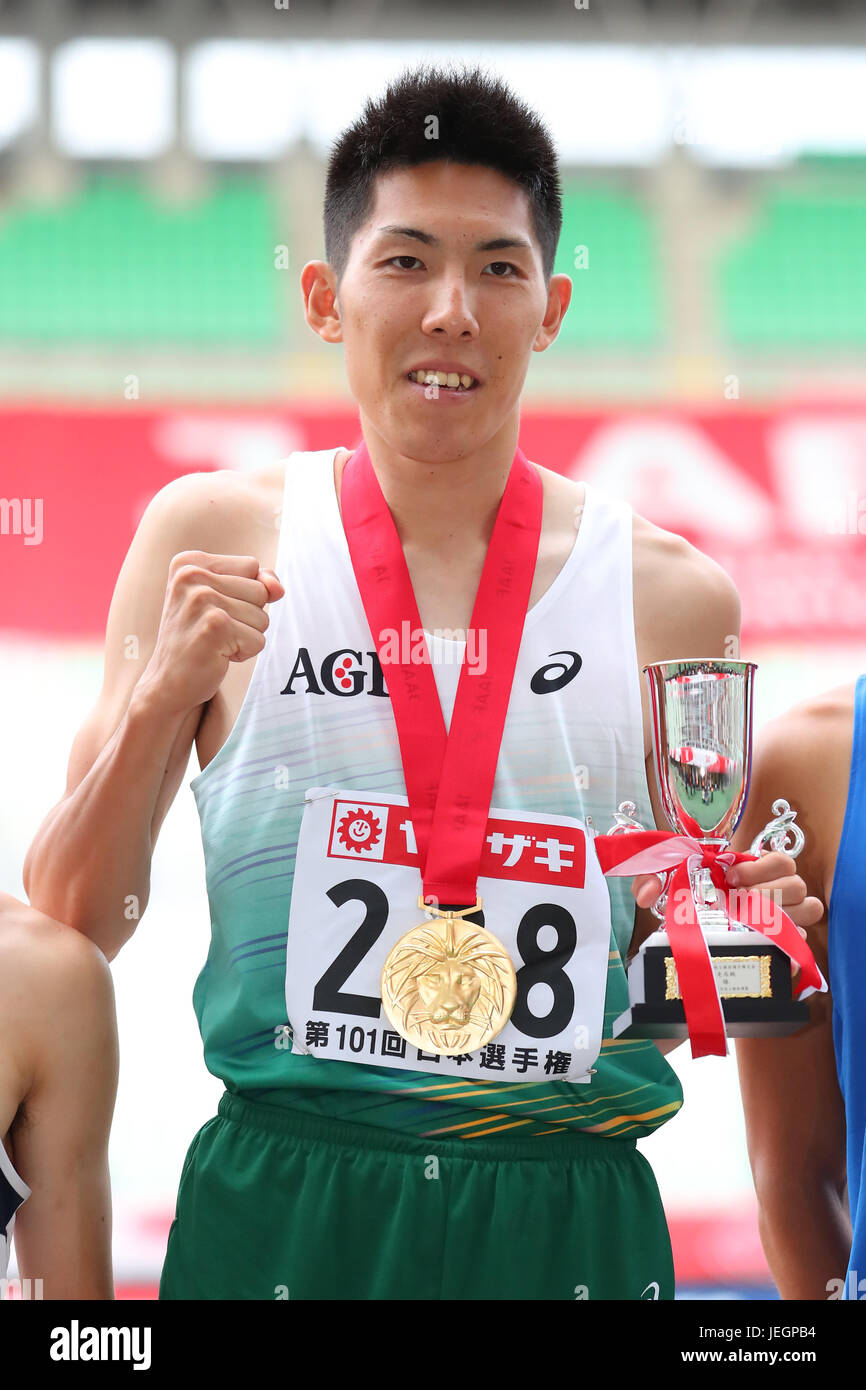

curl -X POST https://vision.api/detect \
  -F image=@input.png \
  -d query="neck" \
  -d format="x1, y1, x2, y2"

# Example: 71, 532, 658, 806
343, 414, 522, 551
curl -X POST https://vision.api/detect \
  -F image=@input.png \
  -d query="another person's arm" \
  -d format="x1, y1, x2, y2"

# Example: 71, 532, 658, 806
3, 903, 118, 1298
732, 705, 850, 1298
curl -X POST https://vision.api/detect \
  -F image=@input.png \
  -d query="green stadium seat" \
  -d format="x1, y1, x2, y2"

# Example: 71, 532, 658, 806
0, 178, 283, 343
553, 185, 661, 346
720, 190, 866, 346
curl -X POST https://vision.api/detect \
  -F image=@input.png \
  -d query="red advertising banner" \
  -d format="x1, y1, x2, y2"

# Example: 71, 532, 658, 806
2, 403, 866, 640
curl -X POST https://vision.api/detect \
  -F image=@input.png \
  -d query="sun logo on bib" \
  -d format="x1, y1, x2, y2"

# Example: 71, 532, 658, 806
336, 807, 383, 854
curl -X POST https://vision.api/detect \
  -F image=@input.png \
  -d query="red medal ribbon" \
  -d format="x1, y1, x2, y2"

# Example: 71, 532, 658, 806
340, 438, 543, 905
594, 829, 825, 1058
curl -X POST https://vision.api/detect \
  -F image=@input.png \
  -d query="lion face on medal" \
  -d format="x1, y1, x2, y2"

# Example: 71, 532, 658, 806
381, 900, 517, 1054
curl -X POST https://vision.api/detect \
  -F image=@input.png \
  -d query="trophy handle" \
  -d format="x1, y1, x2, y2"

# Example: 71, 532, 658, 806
749, 798, 805, 859
608, 802, 669, 921
608, 800, 646, 835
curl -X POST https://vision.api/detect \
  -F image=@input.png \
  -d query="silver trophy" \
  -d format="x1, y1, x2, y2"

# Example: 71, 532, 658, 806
611, 659, 809, 1041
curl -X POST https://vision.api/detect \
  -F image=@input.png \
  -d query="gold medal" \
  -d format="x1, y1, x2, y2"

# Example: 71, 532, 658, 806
380, 897, 517, 1055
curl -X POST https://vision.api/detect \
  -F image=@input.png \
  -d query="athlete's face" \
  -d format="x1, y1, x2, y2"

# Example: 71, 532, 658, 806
302, 161, 571, 464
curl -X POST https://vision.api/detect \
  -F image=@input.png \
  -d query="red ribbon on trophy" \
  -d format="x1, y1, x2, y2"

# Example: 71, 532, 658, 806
593, 829, 825, 1058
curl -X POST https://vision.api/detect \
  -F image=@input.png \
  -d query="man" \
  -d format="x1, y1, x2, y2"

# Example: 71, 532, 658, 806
22, 63, 818, 1300
733, 680, 859, 1299
0, 892, 117, 1298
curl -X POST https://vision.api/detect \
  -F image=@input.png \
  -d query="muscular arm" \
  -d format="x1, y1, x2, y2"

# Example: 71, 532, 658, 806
22, 469, 281, 961
731, 703, 851, 1298
21, 476, 211, 958
4, 910, 119, 1298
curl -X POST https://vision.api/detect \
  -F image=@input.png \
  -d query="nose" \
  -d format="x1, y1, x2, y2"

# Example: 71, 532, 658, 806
421, 275, 478, 337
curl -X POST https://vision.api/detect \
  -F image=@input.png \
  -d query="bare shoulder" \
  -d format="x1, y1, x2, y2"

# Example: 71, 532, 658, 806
756, 683, 856, 784
142, 464, 285, 555
632, 509, 738, 604
0, 895, 113, 1006
630, 509, 741, 656
0, 896, 114, 1126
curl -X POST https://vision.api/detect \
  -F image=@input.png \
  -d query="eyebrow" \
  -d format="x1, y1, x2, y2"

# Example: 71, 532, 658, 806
375, 224, 534, 254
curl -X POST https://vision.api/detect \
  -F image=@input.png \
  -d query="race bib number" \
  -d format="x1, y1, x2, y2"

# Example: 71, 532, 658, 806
285, 786, 614, 1084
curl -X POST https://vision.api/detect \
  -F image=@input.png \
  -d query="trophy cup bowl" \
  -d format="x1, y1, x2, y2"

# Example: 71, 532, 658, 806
612, 658, 810, 1041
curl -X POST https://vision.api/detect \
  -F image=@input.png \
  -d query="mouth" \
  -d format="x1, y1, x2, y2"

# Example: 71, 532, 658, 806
406, 368, 480, 395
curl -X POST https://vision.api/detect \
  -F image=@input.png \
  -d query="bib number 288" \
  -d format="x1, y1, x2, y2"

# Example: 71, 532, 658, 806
312, 878, 578, 1040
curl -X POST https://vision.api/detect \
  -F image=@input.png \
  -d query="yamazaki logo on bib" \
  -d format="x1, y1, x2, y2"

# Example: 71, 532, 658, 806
326, 796, 587, 887
285, 786, 612, 1084
283, 436, 611, 1084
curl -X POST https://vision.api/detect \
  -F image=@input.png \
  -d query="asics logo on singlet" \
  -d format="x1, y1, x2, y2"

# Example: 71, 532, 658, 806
530, 651, 583, 694
280, 647, 389, 698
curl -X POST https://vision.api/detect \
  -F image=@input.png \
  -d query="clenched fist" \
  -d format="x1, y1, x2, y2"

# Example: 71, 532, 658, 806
140, 551, 285, 717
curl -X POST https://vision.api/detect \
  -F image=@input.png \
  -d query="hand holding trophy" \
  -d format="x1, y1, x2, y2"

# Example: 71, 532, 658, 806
593, 659, 826, 1059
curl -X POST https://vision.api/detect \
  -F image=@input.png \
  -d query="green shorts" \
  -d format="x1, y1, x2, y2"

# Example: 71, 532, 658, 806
159, 1091, 674, 1300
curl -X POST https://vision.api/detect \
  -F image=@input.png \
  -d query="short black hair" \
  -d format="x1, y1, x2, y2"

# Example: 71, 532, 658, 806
323, 62, 562, 288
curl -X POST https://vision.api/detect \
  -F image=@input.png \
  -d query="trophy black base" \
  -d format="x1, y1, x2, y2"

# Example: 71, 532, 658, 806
613, 930, 811, 1042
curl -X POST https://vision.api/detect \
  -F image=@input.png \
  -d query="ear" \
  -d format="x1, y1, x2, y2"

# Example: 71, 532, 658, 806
531, 272, 572, 354
301, 260, 343, 345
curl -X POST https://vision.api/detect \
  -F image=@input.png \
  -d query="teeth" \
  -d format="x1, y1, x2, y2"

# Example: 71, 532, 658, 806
408, 370, 476, 390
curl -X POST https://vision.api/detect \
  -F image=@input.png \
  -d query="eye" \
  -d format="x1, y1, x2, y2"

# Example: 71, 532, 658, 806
385, 256, 519, 277
426, 973, 440, 985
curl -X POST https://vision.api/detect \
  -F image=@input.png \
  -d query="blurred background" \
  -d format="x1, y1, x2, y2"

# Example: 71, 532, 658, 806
2, 0, 866, 1299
